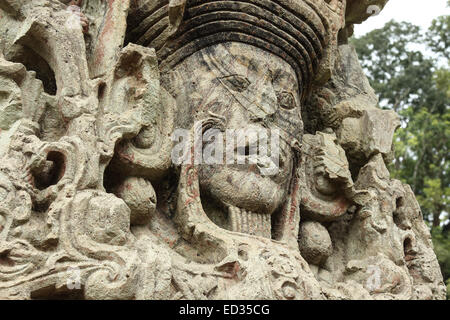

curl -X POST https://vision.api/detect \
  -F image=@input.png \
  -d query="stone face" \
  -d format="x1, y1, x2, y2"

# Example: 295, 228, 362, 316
0, 0, 445, 300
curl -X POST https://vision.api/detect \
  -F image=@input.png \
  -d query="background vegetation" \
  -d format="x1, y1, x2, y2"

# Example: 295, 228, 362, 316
351, 2, 450, 298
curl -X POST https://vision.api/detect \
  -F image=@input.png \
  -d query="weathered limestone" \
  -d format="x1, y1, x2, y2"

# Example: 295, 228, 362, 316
338, 109, 400, 162
298, 221, 333, 266
0, 0, 445, 300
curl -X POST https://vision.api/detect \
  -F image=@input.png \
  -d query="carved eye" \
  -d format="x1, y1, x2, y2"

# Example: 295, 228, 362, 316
219, 75, 250, 92
276, 91, 296, 110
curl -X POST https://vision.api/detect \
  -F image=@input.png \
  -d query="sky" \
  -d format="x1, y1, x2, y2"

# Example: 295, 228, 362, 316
353, 0, 450, 36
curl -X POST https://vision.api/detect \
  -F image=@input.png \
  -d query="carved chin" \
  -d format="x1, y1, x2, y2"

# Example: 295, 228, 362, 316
198, 166, 287, 215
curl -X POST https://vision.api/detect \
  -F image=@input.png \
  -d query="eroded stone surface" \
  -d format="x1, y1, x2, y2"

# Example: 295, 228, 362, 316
0, 0, 445, 300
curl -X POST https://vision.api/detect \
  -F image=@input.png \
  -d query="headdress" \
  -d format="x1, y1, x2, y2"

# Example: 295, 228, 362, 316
126, 0, 347, 99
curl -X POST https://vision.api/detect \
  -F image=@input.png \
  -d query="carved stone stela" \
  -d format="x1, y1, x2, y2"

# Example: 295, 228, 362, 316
0, 0, 446, 299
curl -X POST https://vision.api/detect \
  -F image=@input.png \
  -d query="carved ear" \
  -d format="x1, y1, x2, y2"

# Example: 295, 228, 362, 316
104, 44, 175, 182
114, 87, 175, 180
298, 133, 354, 222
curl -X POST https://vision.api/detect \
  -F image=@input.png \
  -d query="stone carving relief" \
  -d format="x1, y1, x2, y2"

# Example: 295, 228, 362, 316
0, 0, 445, 299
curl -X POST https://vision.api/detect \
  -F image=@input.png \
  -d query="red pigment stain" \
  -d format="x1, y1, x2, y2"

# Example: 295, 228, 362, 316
118, 149, 135, 163
184, 191, 199, 206
332, 198, 349, 215
287, 179, 299, 223
95, 0, 128, 66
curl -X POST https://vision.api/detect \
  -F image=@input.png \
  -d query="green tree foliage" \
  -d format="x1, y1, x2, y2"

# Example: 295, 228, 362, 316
427, 15, 450, 60
432, 227, 450, 297
352, 13, 449, 297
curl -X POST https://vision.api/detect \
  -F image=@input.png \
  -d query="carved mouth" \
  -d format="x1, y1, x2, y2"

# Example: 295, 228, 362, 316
199, 118, 286, 175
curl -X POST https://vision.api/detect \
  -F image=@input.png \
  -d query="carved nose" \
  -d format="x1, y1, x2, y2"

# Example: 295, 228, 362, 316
250, 72, 278, 119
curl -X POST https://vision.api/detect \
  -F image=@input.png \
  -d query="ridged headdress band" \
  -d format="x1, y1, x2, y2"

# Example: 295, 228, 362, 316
126, 0, 345, 99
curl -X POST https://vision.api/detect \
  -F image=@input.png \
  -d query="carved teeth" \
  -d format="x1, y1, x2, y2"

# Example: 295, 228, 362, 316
228, 206, 271, 239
